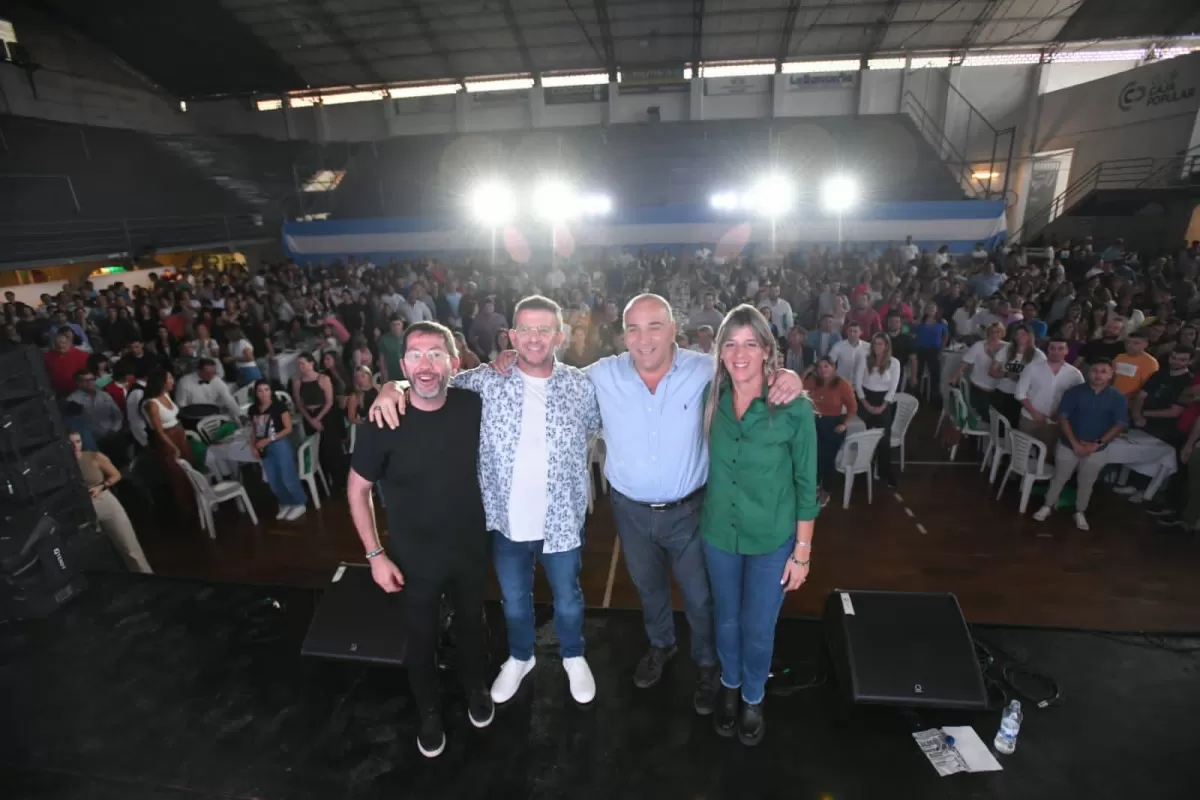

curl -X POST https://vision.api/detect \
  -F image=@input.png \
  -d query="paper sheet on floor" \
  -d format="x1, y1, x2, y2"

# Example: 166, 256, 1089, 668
913, 726, 1003, 776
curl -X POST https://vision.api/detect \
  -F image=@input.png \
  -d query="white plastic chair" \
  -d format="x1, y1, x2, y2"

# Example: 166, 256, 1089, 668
995, 430, 1054, 513
274, 390, 295, 413
834, 429, 885, 509
980, 413, 1013, 484
947, 387, 989, 461
178, 458, 259, 538
196, 414, 236, 445
890, 393, 920, 472
232, 384, 252, 408
586, 436, 608, 514
297, 433, 330, 508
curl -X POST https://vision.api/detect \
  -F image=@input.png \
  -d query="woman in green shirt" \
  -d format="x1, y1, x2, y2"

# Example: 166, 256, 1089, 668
701, 304, 819, 747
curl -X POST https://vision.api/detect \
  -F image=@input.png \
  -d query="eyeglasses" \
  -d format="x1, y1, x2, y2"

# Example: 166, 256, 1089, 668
403, 350, 450, 364
514, 325, 557, 337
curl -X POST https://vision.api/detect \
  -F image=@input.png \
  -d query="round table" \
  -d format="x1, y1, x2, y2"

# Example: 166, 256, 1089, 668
177, 403, 221, 431
204, 429, 259, 480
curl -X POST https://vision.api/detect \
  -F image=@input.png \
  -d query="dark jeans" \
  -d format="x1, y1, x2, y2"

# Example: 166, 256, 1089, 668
492, 532, 585, 661
916, 347, 941, 403
967, 384, 993, 425
813, 415, 846, 490
990, 390, 1022, 429
610, 489, 716, 667
395, 542, 489, 717
859, 388, 896, 484
702, 537, 792, 705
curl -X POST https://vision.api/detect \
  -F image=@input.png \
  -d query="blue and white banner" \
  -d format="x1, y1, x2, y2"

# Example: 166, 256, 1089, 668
283, 201, 1007, 263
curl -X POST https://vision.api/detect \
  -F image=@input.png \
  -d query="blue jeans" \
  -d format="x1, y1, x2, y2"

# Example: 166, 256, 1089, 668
492, 531, 585, 661
235, 364, 263, 387
261, 439, 306, 506
610, 490, 716, 667
702, 537, 792, 705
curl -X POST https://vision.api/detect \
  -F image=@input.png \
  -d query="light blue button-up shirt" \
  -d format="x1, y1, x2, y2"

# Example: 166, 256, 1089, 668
587, 348, 714, 504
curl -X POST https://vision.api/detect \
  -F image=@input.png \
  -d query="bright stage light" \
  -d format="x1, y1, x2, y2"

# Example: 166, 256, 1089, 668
580, 193, 613, 216
821, 175, 858, 213
467, 181, 515, 227
709, 191, 741, 211
745, 175, 794, 218
532, 179, 580, 222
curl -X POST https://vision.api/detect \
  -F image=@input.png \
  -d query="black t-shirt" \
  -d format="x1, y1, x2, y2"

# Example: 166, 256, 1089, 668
888, 333, 915, 369
1141, 370, 1191, 412
1078, 338, 1125, 366
350, 388, 486, 553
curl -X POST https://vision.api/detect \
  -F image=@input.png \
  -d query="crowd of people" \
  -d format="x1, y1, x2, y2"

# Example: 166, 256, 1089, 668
4, 231, 1200, 754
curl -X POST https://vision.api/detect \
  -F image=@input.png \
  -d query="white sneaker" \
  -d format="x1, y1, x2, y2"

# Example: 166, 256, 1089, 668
284, 505, 306, 521
1032, 505, 1052, 522
1112, 485, 1137, 496
275, 507, 289, 520
563, 656, 596, 704
490, 657, 535, 704
1073, 512, 1090, 531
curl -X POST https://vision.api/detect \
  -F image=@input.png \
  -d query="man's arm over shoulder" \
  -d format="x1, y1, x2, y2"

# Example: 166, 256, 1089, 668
450, 364, 498, 393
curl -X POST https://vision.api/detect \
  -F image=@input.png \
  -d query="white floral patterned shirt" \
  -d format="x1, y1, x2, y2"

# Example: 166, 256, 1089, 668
452, 362, 602, 553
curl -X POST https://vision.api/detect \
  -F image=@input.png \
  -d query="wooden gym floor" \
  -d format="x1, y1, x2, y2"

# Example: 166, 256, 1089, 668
127, 408, 1200, 633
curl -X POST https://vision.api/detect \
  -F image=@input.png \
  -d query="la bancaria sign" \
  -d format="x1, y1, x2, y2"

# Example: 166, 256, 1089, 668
1118, 69, 1196, 112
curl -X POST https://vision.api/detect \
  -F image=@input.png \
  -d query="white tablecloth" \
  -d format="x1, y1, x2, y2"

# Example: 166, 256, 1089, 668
205, 430, 258, 480
271, 351, 302, 386
1105, 429, 1178, 499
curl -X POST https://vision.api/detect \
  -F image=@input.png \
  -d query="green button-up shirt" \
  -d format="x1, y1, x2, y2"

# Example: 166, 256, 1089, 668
700, 382, 819, 555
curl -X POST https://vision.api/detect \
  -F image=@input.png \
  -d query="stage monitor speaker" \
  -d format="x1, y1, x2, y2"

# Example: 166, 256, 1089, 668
0, 511, 88, 621
0, 345, 52, 405
302, 563, 409, 665
1, 395, 66, 457
823, 589, 987, 710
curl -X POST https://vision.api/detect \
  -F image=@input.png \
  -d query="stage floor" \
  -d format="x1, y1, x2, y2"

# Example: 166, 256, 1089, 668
123, 408, 1200, 632
2, 574, 1198, 800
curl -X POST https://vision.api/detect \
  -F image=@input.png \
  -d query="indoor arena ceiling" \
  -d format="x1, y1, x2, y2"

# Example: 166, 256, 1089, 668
19, 0, 1200, 98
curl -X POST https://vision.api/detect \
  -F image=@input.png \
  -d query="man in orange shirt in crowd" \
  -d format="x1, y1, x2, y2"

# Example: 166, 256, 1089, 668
44, 330, 90, 396
1112, 329, 1158, 398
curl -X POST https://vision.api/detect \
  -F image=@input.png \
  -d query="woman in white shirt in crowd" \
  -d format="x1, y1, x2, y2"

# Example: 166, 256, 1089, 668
226, 325, 262, 386
855, 333, 902, 488
194, 322, 224, 379
951, 322, 1007, 425
988, 324, 1046, 428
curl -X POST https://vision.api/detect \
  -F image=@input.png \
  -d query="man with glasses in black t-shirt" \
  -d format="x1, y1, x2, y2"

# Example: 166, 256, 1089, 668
347, 321, 493, 759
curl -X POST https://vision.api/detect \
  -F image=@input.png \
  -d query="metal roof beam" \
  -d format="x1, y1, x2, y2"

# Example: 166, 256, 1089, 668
954, 0, 1005, 58
775, 0, 802, 69
498, 0, 537, 76
294, 0, 385, 85
593, 0, 618, 81
400, 0, 460, 81
864, 0, 902, 57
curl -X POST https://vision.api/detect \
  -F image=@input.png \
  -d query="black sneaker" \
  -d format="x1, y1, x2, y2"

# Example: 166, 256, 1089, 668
417, 712, 446, 758
737, 701, 765, 747
468, 687, 494, 729
1145, 506, 1177, 517
693, 664, 721, 716
633, 644, 677, 689
713, 685, 739, 738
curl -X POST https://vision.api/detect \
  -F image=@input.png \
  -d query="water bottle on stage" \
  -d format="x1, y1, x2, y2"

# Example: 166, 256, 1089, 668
994, 699, 1023, 754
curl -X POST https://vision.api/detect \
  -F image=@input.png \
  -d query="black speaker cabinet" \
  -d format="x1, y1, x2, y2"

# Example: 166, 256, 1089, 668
0, 511, 88, 621
823, 589, 987, 710
302, 563, 409, 665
